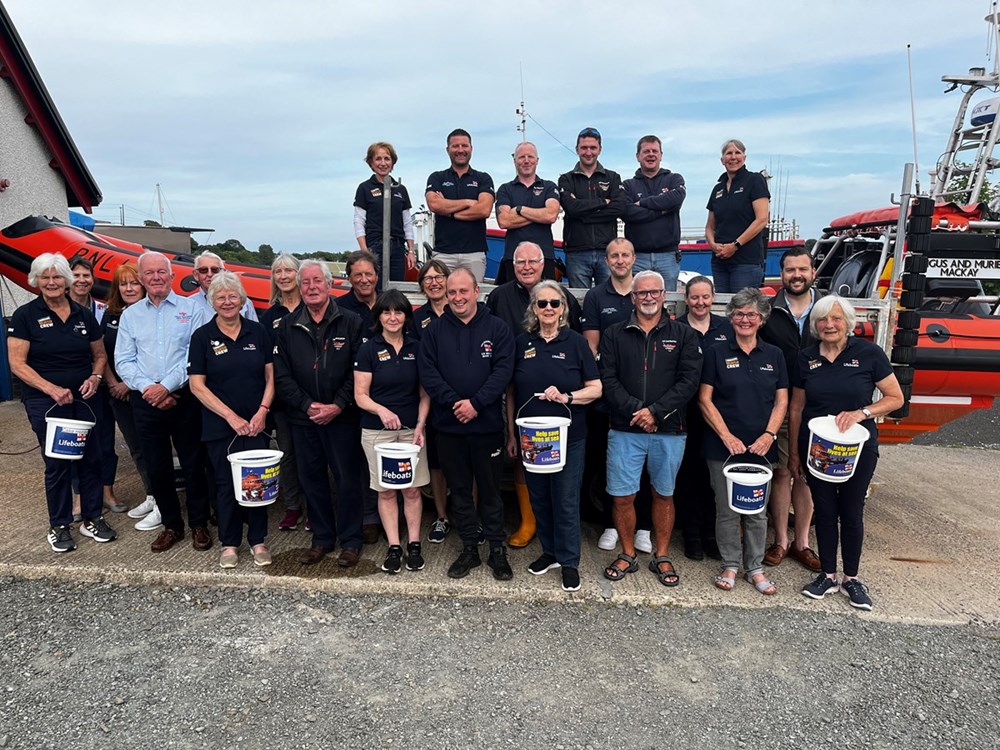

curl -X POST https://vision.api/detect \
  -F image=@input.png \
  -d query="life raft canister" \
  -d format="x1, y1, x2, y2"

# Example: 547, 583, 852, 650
971, 97, 1000, 126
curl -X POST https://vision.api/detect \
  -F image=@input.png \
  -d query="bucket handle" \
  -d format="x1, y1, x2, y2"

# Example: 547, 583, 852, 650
44, 400, 96, 424
227, 434, 259, 457
515, 393, 573, 422
723, 452, 771, 470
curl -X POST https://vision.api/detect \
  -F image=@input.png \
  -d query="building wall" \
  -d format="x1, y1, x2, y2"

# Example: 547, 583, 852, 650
96, 225, 192, 255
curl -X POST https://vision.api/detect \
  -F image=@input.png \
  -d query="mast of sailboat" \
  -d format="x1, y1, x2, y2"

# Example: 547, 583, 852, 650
515, 62, 527, 142
155, 183, 165, 227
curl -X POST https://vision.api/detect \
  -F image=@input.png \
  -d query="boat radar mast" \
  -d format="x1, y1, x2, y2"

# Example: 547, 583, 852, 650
930, 10, 1000, 210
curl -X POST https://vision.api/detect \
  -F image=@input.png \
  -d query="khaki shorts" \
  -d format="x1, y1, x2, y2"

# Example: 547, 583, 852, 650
361, 428, 430, 491
775, 417, 791, 471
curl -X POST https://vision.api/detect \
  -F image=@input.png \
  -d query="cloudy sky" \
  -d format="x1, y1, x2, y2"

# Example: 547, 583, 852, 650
5, 0, 998, 252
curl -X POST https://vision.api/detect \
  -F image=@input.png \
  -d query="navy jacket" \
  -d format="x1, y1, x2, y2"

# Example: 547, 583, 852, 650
622, 168, 686, 254
558, 161, 628, 252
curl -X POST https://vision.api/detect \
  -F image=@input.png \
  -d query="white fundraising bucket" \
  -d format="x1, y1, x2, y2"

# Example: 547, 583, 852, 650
806, 416, 869, 483
228, 448, 283, 507
375, 442, 421, 489
44, 403, 96, 460
722, 454, 773, 515
515, 395, 573, 474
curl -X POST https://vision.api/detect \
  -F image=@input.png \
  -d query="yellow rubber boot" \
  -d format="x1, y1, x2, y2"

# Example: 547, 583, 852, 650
508, 482, 535, 548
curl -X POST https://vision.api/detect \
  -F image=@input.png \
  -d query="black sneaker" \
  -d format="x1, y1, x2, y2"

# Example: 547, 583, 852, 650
428, 518, 450, 544
47, 525, 76, 553
381, 545, 403, 574
561, 566, 581, 592
801, 574, 840, 600
406, 542, 425, 571
447, 547, 482, 579
476, 526, 486, 545
79, 516, 117, 543
488, 546, 513, 581
841, 578, 873, 611
527, 553, 561, 576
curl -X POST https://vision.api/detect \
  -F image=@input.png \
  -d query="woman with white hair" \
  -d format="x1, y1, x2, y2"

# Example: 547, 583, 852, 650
7, 253, 117, 552
789, 295, 903, 610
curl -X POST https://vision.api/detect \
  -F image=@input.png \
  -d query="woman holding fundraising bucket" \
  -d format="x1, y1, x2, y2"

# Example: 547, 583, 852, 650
699, 287, 787, 595
354, 289, 430, 575
188, 271, 275, 569
506, 280, 601, 593
789, 295, 903, 610
7, 253, 117, 552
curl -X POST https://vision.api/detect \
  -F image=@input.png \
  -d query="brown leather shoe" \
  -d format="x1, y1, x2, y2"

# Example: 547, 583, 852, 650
191, 526, 213, 551
362, 524, 380, 545
337, 546, 362, 568
763, 543, 787, 567
299, 545, 334, 565
150, 528, 183, 553
790, 546, 822, 572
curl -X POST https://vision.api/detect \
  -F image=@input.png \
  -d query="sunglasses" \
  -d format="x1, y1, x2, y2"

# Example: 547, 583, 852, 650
535, 299, 562, 309
195, 266, 222, 275
578, 127, 601, 139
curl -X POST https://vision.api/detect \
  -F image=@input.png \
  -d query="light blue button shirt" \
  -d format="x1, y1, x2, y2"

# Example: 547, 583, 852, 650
190, 289, 258, 322
115, 291, 207, 393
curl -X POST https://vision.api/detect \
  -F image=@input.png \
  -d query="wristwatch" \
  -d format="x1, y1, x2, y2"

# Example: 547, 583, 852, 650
861, 407, 873, 419
515, 205, 523, 217
566, 392, 574, 404
733, 239, 743, 249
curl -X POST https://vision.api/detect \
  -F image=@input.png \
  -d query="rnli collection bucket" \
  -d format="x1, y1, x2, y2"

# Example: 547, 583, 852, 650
228, 441, 283, 508
806, 416, 869, 483
44, 403, 96, 460
375, 442, 422, 489
722, 453, 772, 515
515, 396, 572, 474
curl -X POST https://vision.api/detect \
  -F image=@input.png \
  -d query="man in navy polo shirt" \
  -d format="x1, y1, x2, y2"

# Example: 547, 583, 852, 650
495, 142, 560, 285
425, 129, 495, 283
622, 135, 686, 292
581, 238, 635, 356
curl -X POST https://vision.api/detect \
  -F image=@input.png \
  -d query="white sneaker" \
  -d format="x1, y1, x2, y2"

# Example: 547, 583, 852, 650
127, 496, 156, 519
634, 530, 653, 554
134, 505, 162, 531
597, 528, 619, 551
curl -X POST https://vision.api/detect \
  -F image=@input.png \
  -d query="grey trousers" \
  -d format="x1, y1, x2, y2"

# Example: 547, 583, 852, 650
707, 459, 768, 576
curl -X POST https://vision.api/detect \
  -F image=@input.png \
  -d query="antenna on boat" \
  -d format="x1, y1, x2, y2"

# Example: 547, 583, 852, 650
515, 63, 527, 141
907, 44, 922, 195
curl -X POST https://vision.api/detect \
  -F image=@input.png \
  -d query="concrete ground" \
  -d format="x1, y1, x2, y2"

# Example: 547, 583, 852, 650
0, 400, 996, 626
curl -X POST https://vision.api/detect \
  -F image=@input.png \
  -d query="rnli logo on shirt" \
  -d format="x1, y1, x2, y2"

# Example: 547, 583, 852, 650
272, 319, 280, 329
106, 319, 119, 331
480, 340, 493, 358
734, 186, 745, 194
523, 347, 536, 359
377, 349, 391, 362
211, 339, 228, 356
38, 316, 53, 329
441, 181, 455, 187
402, 352, 416, 361
73, 321, 88, 336
532, 186, 544, 196
844, 359, 860, 368
808, 359, 822, 370
468, 180, 480, 188
661, 339, 677, 352
759, 363, 774, 372
725, 357, 740, 369
601, 307, 618, 316
176, 311, 192, 324
714, 334, 729, 342
598, 181, 610, 192
332, 336, 346, 351
243, 343, 257, 352
551, 352, 566, 360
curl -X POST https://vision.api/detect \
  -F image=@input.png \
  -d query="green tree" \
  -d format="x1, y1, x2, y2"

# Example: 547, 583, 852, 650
258, 244, 275, 264
946, 162, 1000, 205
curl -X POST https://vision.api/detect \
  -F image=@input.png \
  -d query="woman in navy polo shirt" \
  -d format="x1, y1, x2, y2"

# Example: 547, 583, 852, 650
354, 141, 415, 283
675, 275, 733, 562
507, 280, 602, 593
189, 272, 274, 569
7, 253, 117, 552
699, 287, 787, 595
354, 289, 430, 574
790, 295, 902, 610
705, 139, 771, 293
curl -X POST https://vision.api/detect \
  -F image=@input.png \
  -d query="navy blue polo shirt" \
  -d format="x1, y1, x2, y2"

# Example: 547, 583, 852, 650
336, 292, 376, 341
701, 338, 788, 461
676, 313, 735, 351
581, 279, 633, 333
512, 328, 600, 441
495, 177, 560, 259
706, 166, 770, 265
793, 337, 893, 450
188, 317, 273, 441
413, 301, 443, 339
425, 167, 495, 254
9, 297, 102, 401
354, 333, 421, 430
353, 175, 412, 246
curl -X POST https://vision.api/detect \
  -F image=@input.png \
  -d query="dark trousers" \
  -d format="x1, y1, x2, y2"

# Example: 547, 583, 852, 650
523, 438, 585, 567
130, 389, 209, 533
205, 435, 269, 547
25, 396, 103, 527
436, 431, 505, 546
805, 448, 878, 577
674, 405, 716, 543
272, 409, 305, 512
291, 418, 363, 549
109, 393, 153, 494
70, 391, 117, 495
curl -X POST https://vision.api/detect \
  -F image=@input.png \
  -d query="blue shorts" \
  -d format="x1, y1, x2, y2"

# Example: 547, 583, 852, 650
606, 430, 686, 496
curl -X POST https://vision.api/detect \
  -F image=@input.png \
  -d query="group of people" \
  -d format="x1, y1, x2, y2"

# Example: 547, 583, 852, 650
355, 128, 771, 295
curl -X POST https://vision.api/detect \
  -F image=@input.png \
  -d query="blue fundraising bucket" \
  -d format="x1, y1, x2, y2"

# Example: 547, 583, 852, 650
43, 403, 96, 460
228, 447, 283, 507
806, 416, 869, 484
722, 454, 773, 515
375, 442, 421, 489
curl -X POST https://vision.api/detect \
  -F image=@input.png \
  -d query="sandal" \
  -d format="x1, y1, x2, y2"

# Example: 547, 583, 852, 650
603, 553, 639, 581
714, 567, 738, 591
746, 573, 777, 596
648, 556, 680, 587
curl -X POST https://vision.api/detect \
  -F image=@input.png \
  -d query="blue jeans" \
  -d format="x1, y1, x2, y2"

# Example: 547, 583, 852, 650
710, 259, 764, 294
566, 250, 610, 290
634, 252, 680, 292
523, 437, 586, 567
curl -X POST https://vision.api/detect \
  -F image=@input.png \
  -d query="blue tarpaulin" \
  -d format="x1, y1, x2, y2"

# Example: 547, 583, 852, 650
69, 211, 95, 231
